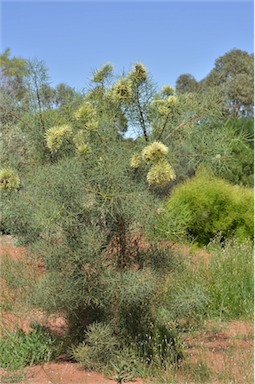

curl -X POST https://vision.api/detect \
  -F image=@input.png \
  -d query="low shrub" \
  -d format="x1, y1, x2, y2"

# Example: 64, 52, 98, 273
71, 322, 120, 371
0, 323, 61, 371
156, 168, 254, 245
72, 321, 183, 374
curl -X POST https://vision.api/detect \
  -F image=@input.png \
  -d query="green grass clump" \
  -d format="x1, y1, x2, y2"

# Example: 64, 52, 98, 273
0, 323, 61, 371
205, 238, 254, 320
156, 168, 254, 245
163, 238, 254, 325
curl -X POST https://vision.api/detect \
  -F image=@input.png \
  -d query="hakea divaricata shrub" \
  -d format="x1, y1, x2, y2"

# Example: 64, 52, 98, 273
45, 125, 72, 152
131, 141, 176, 187
0, 168, 20, 191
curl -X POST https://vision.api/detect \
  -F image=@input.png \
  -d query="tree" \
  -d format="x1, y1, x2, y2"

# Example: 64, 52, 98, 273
55, 83, 76, 107
0, 48, 27, 101
175, 73, 198, 94
175, 49, 254, 118
200, 49, 254, 117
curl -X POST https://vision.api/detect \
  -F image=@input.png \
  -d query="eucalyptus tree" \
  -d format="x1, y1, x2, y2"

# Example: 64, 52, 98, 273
200, 49, 253, 117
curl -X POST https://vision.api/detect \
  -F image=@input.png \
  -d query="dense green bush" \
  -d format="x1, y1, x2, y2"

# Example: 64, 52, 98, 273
156, 168, 254, 245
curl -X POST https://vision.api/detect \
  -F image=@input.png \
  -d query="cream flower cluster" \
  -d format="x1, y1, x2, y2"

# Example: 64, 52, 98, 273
141, 141, 169, 163
127, 63, 148, 84
130, 153, 141, 169
147, 160, 176, 187
92, 63, 113, 83
131, 141, 176, 187
161, 85, 175, 97
0, 168, 20, 191
73, 130, 91, 155
132, 63, 148, 83
112, 78, 132, 101
74, 102, 98, 131
45, 125, 72, 152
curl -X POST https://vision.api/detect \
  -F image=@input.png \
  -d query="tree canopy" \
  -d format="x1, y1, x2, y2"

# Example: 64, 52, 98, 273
175, 49, 254, 118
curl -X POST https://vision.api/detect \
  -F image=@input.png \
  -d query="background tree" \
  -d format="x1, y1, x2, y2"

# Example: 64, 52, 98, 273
0, 48, 27, 101
175, 49, 254, 118
200, 49, 254, 117
175, 73, 198, 94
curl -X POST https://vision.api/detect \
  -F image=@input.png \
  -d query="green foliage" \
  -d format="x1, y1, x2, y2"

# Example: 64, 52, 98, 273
206, 49, 254, 117
111, 361, 137, 383
72, 320, 183, 373
157, 169, 254, 245
176, 49, 254, 118
0, 324, 60, 371
205, 239, 254, 320
166, 283, 209, 325
217, 118, 254, 186
162, 239, 253, 325
175, 73, 198, 94
71, 323, 120, 371
0, 48, 27, 101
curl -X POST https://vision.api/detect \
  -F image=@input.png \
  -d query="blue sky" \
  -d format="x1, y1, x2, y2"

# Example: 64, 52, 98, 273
1, 1, 254, 92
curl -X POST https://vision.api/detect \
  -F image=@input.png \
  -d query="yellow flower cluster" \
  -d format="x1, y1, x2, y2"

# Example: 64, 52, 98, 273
142, 141, 169, 163
76, 143, 91, 155
74, 102, 98, 130
147, 160, 176, 187
156, 102, 171, 117
130, 153, 141, 169
131, 141, 176, 188
167, 95, 177, 107
45, 125, 72, 152
92, 63, 113, 83
132, 63, 147, 83
112, 78, 132, 101
73, 130, 91, 155
0, 168, 20, 191
155, 96, 177, 116
161, 85, 175, 97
